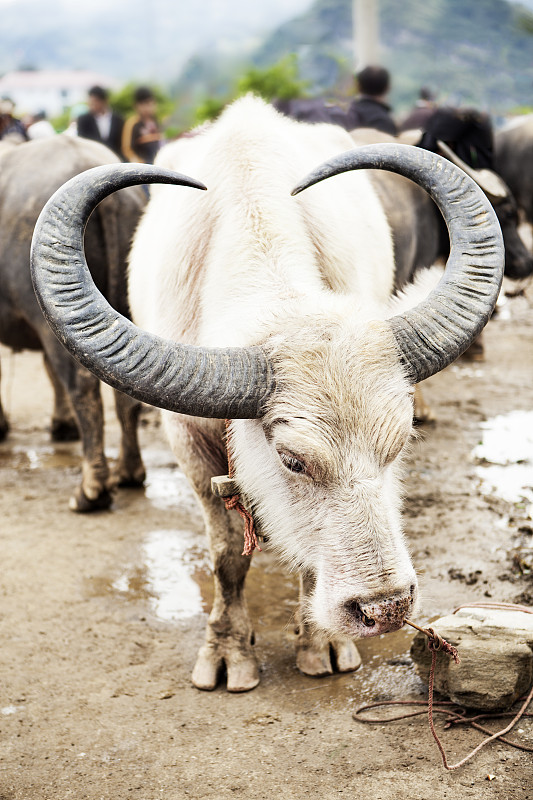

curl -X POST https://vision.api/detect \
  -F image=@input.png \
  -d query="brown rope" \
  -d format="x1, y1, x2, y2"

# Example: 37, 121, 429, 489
404, 618, 460, 663
354, 605, 533, 770
223, 420, 262, 557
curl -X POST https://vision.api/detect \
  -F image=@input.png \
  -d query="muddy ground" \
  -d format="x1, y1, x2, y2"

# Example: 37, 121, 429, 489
1, 287, 532, 800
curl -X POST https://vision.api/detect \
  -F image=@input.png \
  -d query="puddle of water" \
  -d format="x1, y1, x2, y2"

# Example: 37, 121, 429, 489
349, 627, 421, 702
474, 410, 533, 465
141, 528, 210, 620
0, 444, 80, 470
87, 527, 211, 620
125, 447, 202, 514
90, 520, 422, 707
245, 554, 421, 709
86, 566, 154, 603
259, 625, 422, 712
144, 467, 198, 511
473, 410, 533, 515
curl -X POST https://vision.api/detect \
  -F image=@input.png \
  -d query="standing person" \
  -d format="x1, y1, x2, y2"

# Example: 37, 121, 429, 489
345, 65, 397, 135
76, 86, 125, 160
121, 87, 162, 164
399, 86, 438, 132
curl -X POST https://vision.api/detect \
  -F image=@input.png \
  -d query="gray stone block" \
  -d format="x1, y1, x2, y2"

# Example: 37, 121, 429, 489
410, 607, 533, 710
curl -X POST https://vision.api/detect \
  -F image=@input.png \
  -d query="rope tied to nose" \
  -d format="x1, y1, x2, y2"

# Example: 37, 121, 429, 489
223, 420, 262, 557
404, 619, 460, 663
354, 605, 533, 770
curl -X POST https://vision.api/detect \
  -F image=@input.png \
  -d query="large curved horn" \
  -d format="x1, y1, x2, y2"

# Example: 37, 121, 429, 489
292, 143, 504, 384
30, 164, 274, 418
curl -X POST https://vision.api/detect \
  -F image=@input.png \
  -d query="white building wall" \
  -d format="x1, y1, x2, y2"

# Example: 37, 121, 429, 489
0, 71, 120, 117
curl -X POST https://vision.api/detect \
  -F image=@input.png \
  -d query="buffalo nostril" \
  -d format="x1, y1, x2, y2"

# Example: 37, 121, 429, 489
344, 600, 376, 627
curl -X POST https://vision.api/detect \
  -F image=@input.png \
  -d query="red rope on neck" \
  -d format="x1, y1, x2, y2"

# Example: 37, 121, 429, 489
224, 420, 262, 557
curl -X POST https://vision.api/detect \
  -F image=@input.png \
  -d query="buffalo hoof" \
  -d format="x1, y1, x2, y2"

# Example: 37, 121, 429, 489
192, 643, 260, 692
296, 635, 361, 676
296, 643, 333, 676
331, 636, 362, 672
51, 418, 80, 442
69, 486, 113, 513
111, 463, 146, 488
0, 417, 9, 442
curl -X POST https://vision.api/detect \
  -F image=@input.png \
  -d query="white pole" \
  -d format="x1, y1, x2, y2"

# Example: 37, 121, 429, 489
354, 0, 380, 71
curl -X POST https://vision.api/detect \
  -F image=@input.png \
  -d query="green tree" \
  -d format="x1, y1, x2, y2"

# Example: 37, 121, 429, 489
190, 54, 309, 127
236, 54, 308, 102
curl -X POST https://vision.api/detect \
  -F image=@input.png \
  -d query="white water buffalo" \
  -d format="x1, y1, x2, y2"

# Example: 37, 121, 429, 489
0, 136, 146, 510
31, 97, 503, 691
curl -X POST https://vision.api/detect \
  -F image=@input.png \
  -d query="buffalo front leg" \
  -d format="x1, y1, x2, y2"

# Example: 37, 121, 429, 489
164, 416, 259, 692
111, 390, 145, 487
192, 502, 259, 692
295, 569, 361, 676
43, 353, 79, 441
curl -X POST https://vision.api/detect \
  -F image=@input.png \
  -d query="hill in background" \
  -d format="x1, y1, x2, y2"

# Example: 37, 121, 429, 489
1, 0, 532, 117
180, 0, 533, 114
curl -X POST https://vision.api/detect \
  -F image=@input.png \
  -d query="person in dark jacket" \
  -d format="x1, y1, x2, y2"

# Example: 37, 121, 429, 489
77, 86, 125, 160
345, 65, 397, 135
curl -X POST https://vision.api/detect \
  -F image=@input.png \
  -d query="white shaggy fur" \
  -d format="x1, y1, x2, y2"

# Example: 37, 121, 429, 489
128, 96, 428, 690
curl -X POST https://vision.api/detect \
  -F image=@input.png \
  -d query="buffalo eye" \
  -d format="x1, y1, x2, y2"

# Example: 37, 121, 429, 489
278, 451, 307, 475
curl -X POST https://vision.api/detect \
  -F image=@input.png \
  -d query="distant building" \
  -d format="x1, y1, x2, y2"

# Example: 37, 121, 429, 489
0, 70, 121, 117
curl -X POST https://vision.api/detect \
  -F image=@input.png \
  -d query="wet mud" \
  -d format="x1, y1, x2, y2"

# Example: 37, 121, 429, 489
1, 286, 533, 799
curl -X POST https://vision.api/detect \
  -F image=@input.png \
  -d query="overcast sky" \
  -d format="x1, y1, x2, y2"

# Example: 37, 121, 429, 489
0, 0, 316, 79
0, 0, 313, 18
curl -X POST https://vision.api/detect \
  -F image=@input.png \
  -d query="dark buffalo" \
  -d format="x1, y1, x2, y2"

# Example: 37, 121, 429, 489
0, 135, 146, 510
275, 97, 351, 127
495, 116, 533, 225
351, 128, 533, 286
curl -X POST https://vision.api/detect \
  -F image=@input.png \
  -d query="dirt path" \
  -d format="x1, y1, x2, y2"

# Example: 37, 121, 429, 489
1, 288, 532, 800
